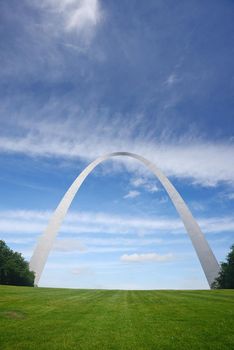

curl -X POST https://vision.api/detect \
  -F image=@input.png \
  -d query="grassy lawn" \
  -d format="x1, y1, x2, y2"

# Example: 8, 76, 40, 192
0, 285, 233, 350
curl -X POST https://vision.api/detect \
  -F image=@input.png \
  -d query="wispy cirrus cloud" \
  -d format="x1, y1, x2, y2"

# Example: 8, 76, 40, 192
0, 2, 233, 190
0, 0, 104, 84
1, 209, 234, 237
39, 0, 102, 35
0, 113, 234, 186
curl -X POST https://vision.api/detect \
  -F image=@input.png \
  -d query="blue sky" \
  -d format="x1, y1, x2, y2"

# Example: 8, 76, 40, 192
0, 0, 234, 289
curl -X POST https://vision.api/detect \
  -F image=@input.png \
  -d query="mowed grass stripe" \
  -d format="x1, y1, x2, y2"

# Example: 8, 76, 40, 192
0, 286, 233, 350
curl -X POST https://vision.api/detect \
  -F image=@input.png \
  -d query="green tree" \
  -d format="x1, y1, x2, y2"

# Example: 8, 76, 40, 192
0, 240, 35, 286
212, 244, 234, 289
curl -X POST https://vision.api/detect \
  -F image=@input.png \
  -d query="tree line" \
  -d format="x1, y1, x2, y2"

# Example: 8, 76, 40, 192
0, 240, 35, 286
212, 244, 234, 289
0, 239, 233, 288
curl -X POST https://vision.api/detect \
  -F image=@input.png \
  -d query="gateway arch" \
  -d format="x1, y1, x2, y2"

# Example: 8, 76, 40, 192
30, 152, 220, 288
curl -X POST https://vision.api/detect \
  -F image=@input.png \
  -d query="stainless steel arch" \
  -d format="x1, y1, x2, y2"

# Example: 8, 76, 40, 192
30, 152, 220, 288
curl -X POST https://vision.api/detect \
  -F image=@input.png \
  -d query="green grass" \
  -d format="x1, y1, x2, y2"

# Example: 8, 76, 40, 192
0, 286, 234, 350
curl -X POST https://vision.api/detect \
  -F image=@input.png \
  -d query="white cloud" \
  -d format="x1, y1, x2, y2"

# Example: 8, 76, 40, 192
131, 178, 145, 187
120, 252, 174, 263
190, 201, 206, 212
131, 177, 159, 193
66, 0, 101, 32
145, 184, 159, 193
40, 0, 102, 34
164, 73, 179, 87
0, 114, 234, 186
1, 209, 234, 239
124, 190, 140, 199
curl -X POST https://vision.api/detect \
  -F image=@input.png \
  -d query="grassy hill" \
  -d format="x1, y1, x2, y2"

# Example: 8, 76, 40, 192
0, 286, 233, 350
